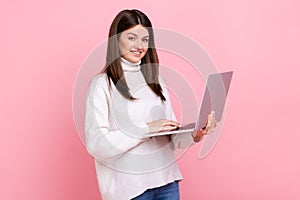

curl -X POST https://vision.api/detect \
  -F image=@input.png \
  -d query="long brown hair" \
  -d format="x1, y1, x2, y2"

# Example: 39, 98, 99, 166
102, 9, 166, 102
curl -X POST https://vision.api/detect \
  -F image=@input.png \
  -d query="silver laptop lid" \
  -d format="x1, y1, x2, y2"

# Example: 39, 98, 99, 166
195, 71, 233, 130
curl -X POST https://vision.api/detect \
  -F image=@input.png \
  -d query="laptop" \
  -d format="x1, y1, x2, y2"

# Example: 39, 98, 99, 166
144, 71, 233, 137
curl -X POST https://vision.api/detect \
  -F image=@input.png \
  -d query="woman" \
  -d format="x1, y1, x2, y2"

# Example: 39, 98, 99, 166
85, 9, 215, 200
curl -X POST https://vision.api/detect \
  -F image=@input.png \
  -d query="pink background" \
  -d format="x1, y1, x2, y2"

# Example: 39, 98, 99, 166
1, 0, 300, 199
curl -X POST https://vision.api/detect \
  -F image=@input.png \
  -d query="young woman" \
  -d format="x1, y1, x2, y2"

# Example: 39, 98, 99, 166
85, 9, 215, 200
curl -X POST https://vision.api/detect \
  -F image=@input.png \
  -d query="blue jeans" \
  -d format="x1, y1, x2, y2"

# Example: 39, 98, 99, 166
131, 181, 180, 200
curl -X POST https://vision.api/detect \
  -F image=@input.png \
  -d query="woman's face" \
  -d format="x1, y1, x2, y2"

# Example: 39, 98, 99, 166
118, 24, 149, 63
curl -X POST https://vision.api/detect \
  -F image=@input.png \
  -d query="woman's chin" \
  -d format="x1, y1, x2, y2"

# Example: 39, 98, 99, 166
125, 56, 143, 63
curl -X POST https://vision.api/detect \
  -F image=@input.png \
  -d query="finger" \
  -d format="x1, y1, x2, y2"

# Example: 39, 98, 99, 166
206, 119, 212, 130
203, 122, 212, 134
206, 121, 217, 134
213, 120, 217, 128
168, 120, 180, 127
163, 125, 179, 131
208, 113, 213, 123
210, 111, 216, 119
162, 120, 180, 127
208, 111, 215, 123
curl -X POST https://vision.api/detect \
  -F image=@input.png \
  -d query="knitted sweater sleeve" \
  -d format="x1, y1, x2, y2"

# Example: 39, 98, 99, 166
84, 74, 149, 162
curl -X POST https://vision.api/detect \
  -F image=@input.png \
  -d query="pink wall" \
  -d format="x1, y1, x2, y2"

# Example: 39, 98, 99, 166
1, 0, 300, 199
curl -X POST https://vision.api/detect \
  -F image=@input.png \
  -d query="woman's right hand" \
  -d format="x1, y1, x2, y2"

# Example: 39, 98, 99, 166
146, 119, 180, 133
192, 111, 217, 142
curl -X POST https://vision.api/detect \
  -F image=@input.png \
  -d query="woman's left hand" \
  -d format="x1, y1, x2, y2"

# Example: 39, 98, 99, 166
192, 111, 217, 143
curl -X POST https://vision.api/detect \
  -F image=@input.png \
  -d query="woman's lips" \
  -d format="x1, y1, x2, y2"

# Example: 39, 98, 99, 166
131, 50, 143, 57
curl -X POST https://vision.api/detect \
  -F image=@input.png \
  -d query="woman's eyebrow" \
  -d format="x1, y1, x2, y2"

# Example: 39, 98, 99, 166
127, 32, 149, 38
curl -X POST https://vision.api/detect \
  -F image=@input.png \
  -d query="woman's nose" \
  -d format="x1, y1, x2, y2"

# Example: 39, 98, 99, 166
134, 40, 143, 49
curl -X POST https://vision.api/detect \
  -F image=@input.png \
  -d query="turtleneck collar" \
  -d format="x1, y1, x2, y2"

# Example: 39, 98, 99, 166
120, 57, 141, 72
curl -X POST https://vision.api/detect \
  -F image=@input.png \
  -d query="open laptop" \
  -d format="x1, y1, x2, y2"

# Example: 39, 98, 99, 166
144, 71, 233, 137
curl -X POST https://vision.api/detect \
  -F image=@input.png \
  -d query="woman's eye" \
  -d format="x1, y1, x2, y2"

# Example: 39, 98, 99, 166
142, 38, 149, 43
128, 37, 135, 41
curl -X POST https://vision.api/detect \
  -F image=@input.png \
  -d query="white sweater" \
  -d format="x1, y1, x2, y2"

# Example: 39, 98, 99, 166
85, 57, 195, 200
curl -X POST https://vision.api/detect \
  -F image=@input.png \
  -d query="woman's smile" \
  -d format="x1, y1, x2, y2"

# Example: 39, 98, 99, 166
130, 49, 143, 57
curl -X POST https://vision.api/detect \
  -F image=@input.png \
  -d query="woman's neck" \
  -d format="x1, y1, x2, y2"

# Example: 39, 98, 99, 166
120, 57, 141, 72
